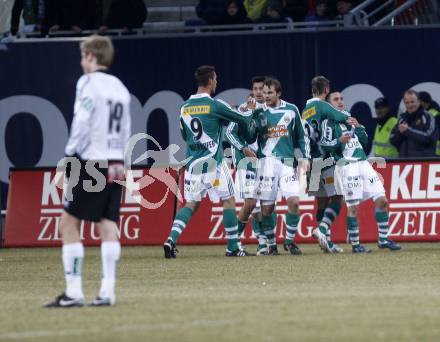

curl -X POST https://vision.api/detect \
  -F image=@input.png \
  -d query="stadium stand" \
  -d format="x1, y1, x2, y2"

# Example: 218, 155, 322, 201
1, 0, 439, 41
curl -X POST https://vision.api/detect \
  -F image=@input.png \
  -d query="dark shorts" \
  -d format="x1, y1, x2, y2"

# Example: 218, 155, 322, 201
63, 160, 122, 223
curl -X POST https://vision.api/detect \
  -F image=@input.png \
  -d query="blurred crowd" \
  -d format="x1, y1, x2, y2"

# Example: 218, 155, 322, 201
192, 0, 361, 26
2, 0, 147, 39
373, 90, 440, 159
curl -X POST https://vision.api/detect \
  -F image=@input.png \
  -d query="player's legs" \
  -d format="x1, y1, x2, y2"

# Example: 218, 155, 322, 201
255, 157, 279, 255
283, 196, 303, 255
318, 195, 343, 253
223, 196, 243, 254
59, 211, 84, 298
374, 196, 401, 250
260, 203, 278, 255
91, 218, 121, 305
237, 198, 257, 236
346, 202, 371, 253
214, 161, 254, 256
45, 211, 85, 308
164, 201, 200, 258
316, 197, 329, 224
235, 166, 260, 250
251, 207, 268, 254
360, 160, 401, 250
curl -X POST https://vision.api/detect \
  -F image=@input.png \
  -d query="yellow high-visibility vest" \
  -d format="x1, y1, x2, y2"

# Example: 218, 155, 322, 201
427, 108, 440, 156
373, 117, 399, 158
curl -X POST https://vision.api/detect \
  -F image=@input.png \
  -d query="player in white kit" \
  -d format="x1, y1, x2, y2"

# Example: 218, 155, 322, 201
45, 35, 131, 307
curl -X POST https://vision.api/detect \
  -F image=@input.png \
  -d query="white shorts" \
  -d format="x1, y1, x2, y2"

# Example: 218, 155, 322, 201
308, 166, 337, 198
184, 160, 235, 202
235, 168, 257, 200
334, 160, 385, 207
255, 157, 300, 204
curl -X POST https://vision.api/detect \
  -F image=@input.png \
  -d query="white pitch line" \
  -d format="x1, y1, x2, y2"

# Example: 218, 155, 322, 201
389, 202, 440, 209
0, 320, 237, 340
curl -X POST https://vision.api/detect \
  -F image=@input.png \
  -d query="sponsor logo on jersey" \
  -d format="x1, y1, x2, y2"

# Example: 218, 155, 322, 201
267, 125, 289, 138
302, 106, 316, 120
183, 105, 210, 115
325, 176, 334, 184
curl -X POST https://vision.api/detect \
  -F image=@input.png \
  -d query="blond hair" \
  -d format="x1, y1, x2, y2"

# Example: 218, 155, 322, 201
80, 35, 114, 67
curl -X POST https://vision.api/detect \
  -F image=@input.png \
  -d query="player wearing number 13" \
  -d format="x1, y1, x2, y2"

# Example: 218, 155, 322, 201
163, 65, 256, 258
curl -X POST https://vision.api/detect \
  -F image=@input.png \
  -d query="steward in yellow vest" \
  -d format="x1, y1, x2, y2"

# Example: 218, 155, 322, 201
373, 97, 399, 158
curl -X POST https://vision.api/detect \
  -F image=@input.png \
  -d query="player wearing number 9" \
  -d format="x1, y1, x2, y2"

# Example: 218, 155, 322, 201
163, 65, 257, 258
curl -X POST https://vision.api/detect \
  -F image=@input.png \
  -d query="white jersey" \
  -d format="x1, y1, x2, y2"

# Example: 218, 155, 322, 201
65, 71, 131, 161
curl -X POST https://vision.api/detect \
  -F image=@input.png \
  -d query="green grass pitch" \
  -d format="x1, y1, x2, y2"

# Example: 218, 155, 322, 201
1, 243, 439, 341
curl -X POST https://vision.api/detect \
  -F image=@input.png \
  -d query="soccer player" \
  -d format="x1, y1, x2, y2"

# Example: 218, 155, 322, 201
163, 65, 256, 258
302, 76, 357, 252
253, 78, 314, 255
45, 35, 131, 307
311, 90, 347, 253
225, 76, 275, 255
320, 116, 402, 253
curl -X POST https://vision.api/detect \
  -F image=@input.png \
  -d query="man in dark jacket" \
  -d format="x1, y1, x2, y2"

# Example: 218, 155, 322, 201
390, 89, 438, 158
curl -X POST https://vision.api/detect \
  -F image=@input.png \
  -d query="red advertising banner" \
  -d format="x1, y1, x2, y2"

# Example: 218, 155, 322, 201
4, 160, 440, 247
177, 159, 440, 244
4, 168, 178, 247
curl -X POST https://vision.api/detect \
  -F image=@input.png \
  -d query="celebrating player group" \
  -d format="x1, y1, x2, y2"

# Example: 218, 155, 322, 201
45, 35, 400, 308
164, 66, 401, 258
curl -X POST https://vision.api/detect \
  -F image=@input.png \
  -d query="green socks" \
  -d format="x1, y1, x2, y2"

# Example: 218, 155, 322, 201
319, 202, 341, 245
346, 216, 360, 246
376, 210, 389, 244
223, 208, 239, 251
168, 207, 194, 243
285, 212, 299, 245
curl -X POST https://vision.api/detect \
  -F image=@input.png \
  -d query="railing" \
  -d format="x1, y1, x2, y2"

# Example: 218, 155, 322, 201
2, 0, 440, 42
2, 20, 345, 42
346, 0, 439, 26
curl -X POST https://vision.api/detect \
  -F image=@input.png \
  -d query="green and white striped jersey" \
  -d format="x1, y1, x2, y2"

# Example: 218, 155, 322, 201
302, 98, 351, 158
320, 119, 369, 163
225, 101, 263, 169
254, 100, 310, 161
180, 93, 253, 172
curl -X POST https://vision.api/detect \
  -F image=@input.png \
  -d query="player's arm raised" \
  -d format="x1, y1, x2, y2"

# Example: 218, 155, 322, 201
320, 101, 356, 125
214, 99, 257, 144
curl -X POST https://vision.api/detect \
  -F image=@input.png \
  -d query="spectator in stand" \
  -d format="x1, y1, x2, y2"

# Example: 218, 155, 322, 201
304, 0, 330, 23
334, 0, 353, 19
2, 0, 45, 41
44, 0, 99, 34
244, 0, 269, 22
99, 0, 147, 33
282, 0, 307, 22
390, 89, 438, 158
259, 1, 289, 23
418, 91, 440, 156
220, 0, 251, 25
372, 97, 399, 158
196, 0, 228, 25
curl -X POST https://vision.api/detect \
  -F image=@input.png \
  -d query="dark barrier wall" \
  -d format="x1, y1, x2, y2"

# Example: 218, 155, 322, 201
1, 27, 440, 210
